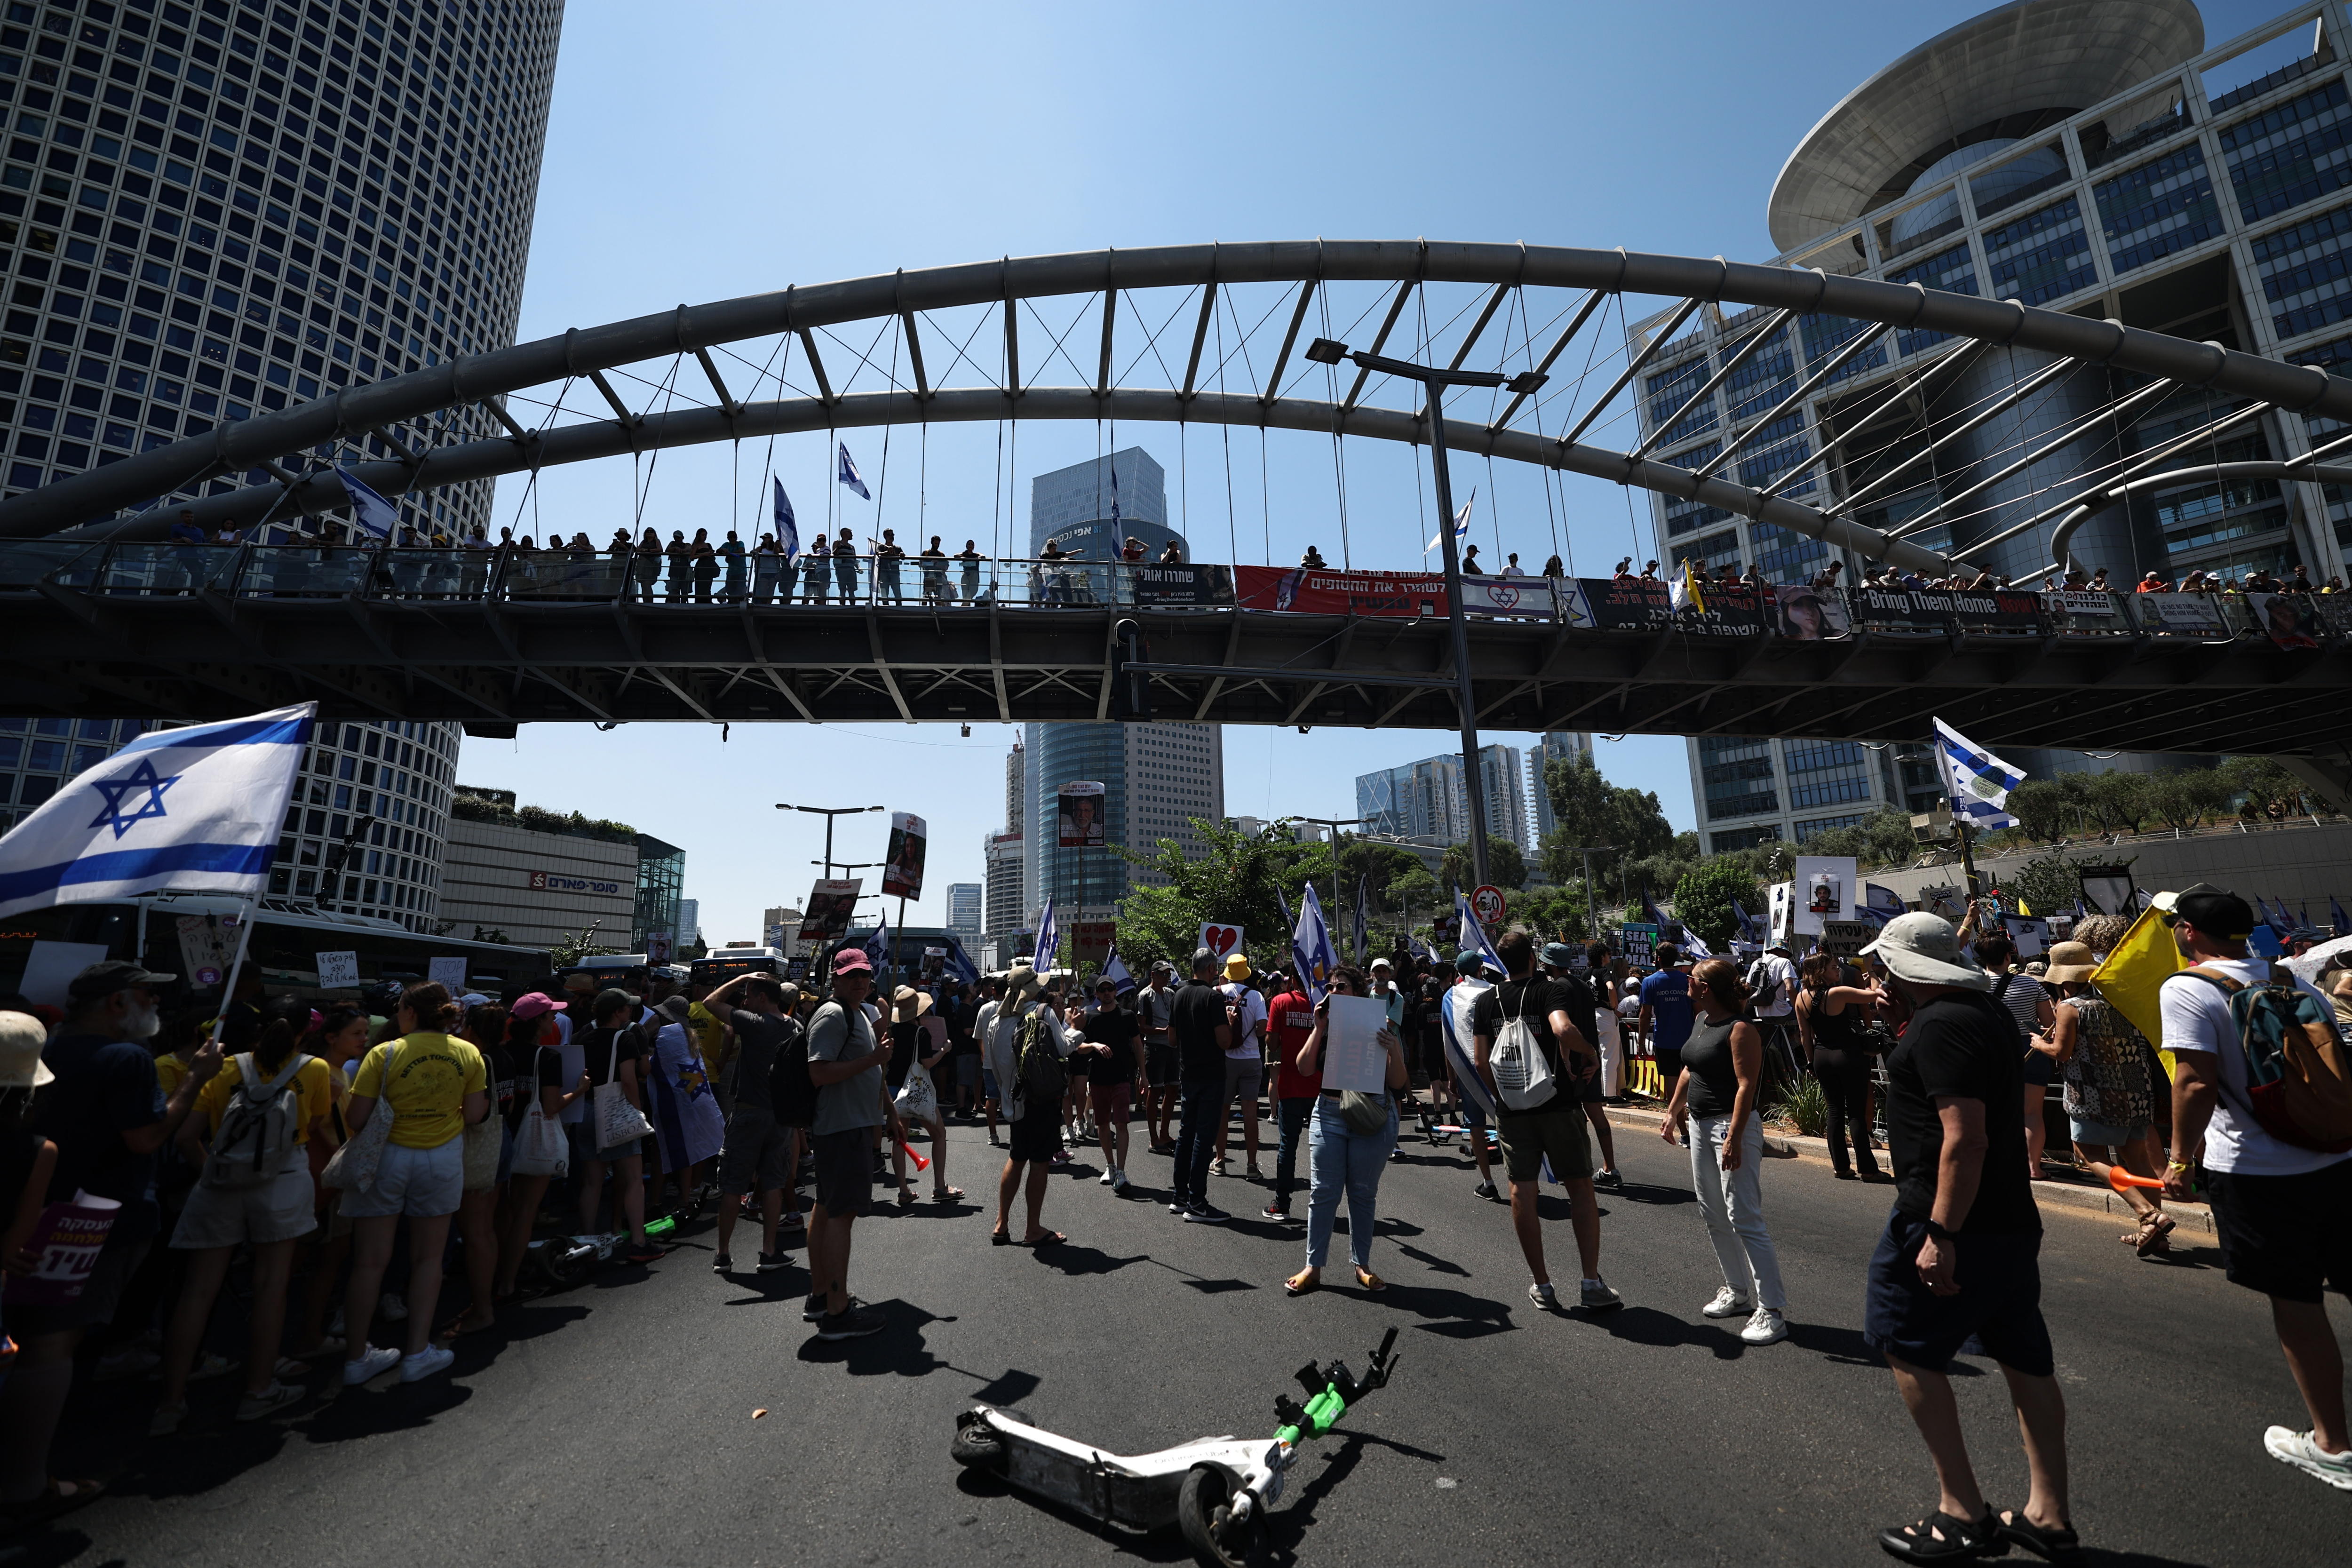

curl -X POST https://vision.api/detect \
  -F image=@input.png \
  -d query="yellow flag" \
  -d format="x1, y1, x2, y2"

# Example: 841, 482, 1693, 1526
2090, 901, 2185, 1078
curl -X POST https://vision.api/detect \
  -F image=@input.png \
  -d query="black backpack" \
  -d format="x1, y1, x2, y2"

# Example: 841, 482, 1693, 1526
769, 1010, 825, 1130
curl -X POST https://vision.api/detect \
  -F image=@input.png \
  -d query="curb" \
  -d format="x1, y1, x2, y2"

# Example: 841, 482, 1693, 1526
1598, 1101, 2215, 1236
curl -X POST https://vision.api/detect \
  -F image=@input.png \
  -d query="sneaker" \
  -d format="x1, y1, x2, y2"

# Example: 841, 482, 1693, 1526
342, 1345, 400, 1385
1473, 1180, 1501, 1202
1261, 1202, 1291, 1221
379, 1292, 408, 1322
712, 1254, 734, 1275
1049, 1150, 1071, 1166
1099, 1168, 1116, 1185
622, 1243, 666, 1265
1183, 1203, 1230, 1224
1593, 1169, 1623, 1190
93, 1346, 161, 1383
1739, 1307, 1788, 1346
187, 1351, 240, 1383
1212, 1158, 1229, 1177
236, 1381, 307, 1422
1168, 1199, 1191, 1216
756, 1252, 787, 1273
2265, 1425, 2352, 1490
803, 1293, 826, 1323
1702, 1286, 1752, 1319
328, 1306, 346, 1337
1111, 1170, 1129, 1192
1528, 1280, 1559, 1312
816, 1300, 884, 1341
147, 1400, 187, 1437
1578, 1278, 1625, 1312
400, 1345, 455, 1383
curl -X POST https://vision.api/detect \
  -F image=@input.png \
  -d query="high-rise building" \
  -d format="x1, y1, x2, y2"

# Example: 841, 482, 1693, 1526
1003, 738, 1024, 836
1633, 0, 2329, 849
1525, 732, 1593, 847
633, 832, 683, 952
945, 881, 981, 936
1023, 719, 1223, 916
274, 716, 461, 930
675, 897, 699, 946
0, 717, 151, 833
761, 905, 798, 946
1028, 446, 1182, 560
982, 828, 1023, 936
1354, 744, 1528, 857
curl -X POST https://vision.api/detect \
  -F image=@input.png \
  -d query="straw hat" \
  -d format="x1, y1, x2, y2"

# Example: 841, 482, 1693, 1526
1004, 964, 1042, 1003
892, 986, 933, 1022
0, 1011, 53, 1090
2042, 941, 2098, 985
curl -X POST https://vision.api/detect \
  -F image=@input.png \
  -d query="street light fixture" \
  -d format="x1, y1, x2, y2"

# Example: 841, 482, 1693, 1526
1280, 815, 1364, 918
775, 801, 885, 878
1308, 340, 1508, 891
1564, 844, 1617, 945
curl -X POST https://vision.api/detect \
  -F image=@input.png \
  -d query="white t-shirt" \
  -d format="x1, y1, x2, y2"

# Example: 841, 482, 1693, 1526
2159, 959, 2351, 1178
1221, 984, 1268, 1062
1748, 953, 1797, 1019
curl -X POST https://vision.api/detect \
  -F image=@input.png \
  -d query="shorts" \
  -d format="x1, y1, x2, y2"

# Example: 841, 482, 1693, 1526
810, 1127, 877, 1216
1655, 1045, 1683, 1090
4, 1231, 151, 1337
719, 1105, 797, 1196
1091, 1081, 1133, 1129
1146, 1042, 1178, 1089
595, 1134, 647, 1162
981, 1068, 1001, 1101
1008, 1110, 1062, 1163
172, 1156, 318, 1249
2204, 1159, 2352, 1305
1497, 1105, 1594, 1184
1864, 1210, 2053, 1377
340, 1138, 465, 1220
2068, 1115, 2147, 1147
1419, 1032, 1449, 1081
2021, 1050, 2054, 1088
956, 1054, 980, 1089
1222, 1057, 1264, 1106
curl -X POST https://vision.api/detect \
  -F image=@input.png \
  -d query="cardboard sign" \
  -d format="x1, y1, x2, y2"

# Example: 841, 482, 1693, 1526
1071, 921, 1116, 965
315, 950, 360, 989
1620, 923, 1659, 966
882, 811, 928, 899
1, 1192, 121, 1307
1792, 856, 1858, 935
1199, 923, 1244, 959
1820, 920, 1873, 959
428, 955, 469, 990
1318, 993, 1392, 1093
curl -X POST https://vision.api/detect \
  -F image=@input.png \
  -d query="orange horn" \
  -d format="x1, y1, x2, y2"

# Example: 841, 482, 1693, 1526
2107, 1166, 2165, 1192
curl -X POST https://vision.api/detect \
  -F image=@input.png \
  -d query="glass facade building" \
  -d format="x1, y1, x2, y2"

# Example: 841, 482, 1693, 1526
0, 714, 147, 828
1027, 446, 1182, 562
631, 831, 681, 952
1354, 744, 1532, 859
1641, 4, 2352, 851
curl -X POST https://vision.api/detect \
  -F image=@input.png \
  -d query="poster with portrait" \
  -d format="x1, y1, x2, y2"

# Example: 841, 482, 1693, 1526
1773, 582, 1851, 640
1791, 855, 1857, 936
796, 879, 862, 942
2249, 591, 2325, 650
881, 811, 928, 899
1057, 781, 1106, 849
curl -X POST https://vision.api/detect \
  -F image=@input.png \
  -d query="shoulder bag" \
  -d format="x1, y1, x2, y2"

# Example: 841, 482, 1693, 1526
461, 1047, 503, 1191
321, 1043, 397, 1192
512, 1048, 571, 1177
592, 1029, 656, 1152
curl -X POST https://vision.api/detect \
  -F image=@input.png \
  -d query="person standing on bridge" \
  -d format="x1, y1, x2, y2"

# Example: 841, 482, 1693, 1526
956, 538, 985, 603
690, 529, 720, 603
721, 530, 748, 602
832, 527, 859, 603
874, 529, 906, 606
802, 530, 830, 605
664, 531, 691, 603
920, 536, 949, 605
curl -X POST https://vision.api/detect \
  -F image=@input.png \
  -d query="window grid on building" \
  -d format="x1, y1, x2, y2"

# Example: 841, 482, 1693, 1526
1981, 195, 2098, 307
2218, 77, 2352, 223
2093, 142, 2224, 275
1885, 243, 1977, 355
2253, 199, 2352, 340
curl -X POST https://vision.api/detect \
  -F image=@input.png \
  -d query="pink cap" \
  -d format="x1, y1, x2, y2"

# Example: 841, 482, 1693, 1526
831, 949, 874, 974
510, 992, 564, 1020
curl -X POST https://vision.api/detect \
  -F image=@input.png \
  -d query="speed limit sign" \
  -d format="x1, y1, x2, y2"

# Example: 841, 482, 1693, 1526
1470, 884, 1507, 925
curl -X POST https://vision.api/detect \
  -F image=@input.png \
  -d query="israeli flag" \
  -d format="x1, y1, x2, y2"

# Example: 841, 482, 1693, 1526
1109, 464, 1121, 526
1453, 886, 1506, 979
1033, 895, 1056, 974
1352, 875, 1369, 965
1439, 977, 1497, 1118
1101, 944, 1135, 994
335, 466, 400, 540
1293, 884, 1338, 1003
944, 939, 980, 987
0, 703, 315, 919
1426, 486, 1476, 553
837, 442, 871, 501
1933, 717, 2026, 831
772, 478, 799, 563
863, 907, 891, 972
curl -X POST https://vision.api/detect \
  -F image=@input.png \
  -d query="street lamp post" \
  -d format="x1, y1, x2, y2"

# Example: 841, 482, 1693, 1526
775, 802, 885, 878
1565, 844, 1616, 943
1282, 815, 1364, 916
1302, 338, 1543, 894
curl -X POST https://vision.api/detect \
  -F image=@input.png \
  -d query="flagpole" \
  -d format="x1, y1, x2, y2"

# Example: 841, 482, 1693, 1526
1954, 818, 1982, 902
204, 900, 261, 1050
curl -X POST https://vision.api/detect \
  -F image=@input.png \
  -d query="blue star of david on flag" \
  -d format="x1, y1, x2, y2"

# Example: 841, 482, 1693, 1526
86, 756, 180, 838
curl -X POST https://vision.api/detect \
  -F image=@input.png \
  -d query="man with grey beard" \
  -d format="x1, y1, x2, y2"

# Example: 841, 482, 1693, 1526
0, 961, 218, 1520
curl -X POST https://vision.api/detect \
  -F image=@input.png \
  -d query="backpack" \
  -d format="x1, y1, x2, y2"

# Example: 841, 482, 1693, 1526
1745, 956, 1782, 1014
1015, 1005, 1066, 1101
203, 1051, 313, 1189
769, 1007, 826, 1131
2183, 965, 2352, 1153
1489, 981, 1559, 1112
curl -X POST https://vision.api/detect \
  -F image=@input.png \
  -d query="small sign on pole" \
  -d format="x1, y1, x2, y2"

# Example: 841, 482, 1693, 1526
315, 950, 360, 989
427, 955, 469, 990
1469, 884, 1507, 926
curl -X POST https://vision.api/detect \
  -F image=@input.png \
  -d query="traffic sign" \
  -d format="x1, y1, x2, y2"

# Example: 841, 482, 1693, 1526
1470, 884, 1506, 925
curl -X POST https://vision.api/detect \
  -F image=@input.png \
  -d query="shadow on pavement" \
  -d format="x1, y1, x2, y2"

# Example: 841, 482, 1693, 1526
1783, 1319, 1884, 1368
1024, 1242, 1148, 1278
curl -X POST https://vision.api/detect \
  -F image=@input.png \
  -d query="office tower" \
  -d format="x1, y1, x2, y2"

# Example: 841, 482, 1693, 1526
945, 881, 981, 935
1634, 0, 2325, 849
633, 833, 683, 951
274, 716, 461, 930
1023, 718, 1223, 915
1004, 737, 1023, 832
0, 716, 149, 833
1027, 446, 1181, 560
982, 828, 1023, 936
1354, 744, 1527, 857
1525, 731, 1594, 846
675, 897, 699, 945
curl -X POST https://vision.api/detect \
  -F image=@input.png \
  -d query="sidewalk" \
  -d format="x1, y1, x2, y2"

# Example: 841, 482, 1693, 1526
1598, 1100, 2214, 1235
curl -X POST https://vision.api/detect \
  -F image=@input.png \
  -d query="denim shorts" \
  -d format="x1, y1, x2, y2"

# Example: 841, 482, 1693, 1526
2069, 1115, 2146, 1147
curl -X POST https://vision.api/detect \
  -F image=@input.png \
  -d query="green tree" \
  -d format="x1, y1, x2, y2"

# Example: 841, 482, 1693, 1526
1115, 818, 1336, 977
1506, 882, 1595, 942
1622, 830, 1702, 907
2223, 755, 2332, 817
1997, 851, 2082, 918
1795, 808, 1922, 870
1539, 755, 1676, 876
1440, 835, 1527, 894
2006, 778, 2073, 843
1672, 857, 1763, 947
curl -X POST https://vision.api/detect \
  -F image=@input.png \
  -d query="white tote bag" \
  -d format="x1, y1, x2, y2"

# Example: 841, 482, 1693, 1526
512, 1050, 570, 1178
894, 1059, 937, 1122
592, 1028, 655, 1152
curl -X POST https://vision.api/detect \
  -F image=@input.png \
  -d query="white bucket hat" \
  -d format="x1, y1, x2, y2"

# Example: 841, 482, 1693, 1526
1859, 912, 1992, 991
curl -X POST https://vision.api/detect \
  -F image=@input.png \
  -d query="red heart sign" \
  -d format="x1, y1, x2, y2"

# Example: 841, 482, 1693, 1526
1200, 923, 1243, 956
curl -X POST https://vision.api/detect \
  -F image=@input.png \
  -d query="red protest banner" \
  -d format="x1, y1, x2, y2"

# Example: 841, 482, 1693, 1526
1234, 565, 1448, 617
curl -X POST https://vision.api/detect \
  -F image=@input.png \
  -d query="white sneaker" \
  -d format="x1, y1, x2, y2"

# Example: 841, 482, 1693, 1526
379, 1292, 408, 1322
1702, 1286, 1752, 1319
1527, 1280, 1559, 1311
1099, 1168, 1115, 1185
342, 1345, 400, 1385
1739, 1306, 1788, 1346
400, 1345, 455, 1383
2265, 1425, 2352, 1490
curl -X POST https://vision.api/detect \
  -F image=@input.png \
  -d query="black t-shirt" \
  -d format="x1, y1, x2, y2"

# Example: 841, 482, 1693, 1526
1884, 991, 2039, 1235
726, 1008, 799, 1114
1171, 979, 1230, 1082
1081, 1006, 1140, 1086
578, 1025, 644, 1087
533, 1043, 567, 1101
1469, 977, 1578, 1114
1680, 1012, 1740, 1120
487, 1041, 528, 1130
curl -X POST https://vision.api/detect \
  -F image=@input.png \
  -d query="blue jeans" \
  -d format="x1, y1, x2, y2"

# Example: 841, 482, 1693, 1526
1306, 1096, 1397, 1271
1173, 1078, 1224, 1207
1272, 1096, 1314, 1207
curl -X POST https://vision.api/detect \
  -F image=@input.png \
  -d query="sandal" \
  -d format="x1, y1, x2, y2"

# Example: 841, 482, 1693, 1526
932, 1186, 964, 1202
2132, 1213, 2176, 1258
1877, 1509, 2000, 1563
1354, 1267, 1387, 1293
1993, 1510, 2081, 1563
896, 1188, 917, 1207
1284, 1270, 1320, 1297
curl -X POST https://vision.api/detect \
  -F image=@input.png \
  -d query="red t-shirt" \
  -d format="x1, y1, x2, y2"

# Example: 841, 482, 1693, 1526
1269, 990, 1320, 1099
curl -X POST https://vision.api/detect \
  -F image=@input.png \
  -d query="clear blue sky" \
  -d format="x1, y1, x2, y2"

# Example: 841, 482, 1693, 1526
453, 0, 2285, 945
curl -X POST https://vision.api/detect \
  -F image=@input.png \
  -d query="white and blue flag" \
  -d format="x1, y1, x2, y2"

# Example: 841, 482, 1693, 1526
1425, 486, 1476, 554
1292, 883, 1338, 1003
0, 703, 315, 919
1933, 717, 2026, 831
837, 442, 870, 501
335, 466, 400, 540
772, 477, 799, 563
1453, 886, 1506, 979
1033, 895, 1056, 974
1352, 875, 1369, 965
1101, 944, 1135, 994
863, 906, 891, 971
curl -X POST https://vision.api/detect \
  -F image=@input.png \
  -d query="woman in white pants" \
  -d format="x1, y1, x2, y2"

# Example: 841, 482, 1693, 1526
1661, 957, 1787, 1346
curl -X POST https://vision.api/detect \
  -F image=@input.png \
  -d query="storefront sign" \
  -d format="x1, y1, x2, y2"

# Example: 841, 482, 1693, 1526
530, 870, 624, 896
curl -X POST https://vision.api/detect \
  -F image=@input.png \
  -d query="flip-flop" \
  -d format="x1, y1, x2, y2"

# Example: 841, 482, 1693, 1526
1877, 1510, 2000, 1563
932, 1186, 964, 1201
1021, 1232, 1067, 1247
990, 1230, 1013, 1246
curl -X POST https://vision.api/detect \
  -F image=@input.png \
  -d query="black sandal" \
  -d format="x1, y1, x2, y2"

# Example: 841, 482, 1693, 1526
1994, 1510, 2080, 1563
1877, 1509, 2002, 1562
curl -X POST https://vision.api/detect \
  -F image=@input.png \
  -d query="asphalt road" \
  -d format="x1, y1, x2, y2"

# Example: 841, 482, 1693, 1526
8, 1111, 2345, 1568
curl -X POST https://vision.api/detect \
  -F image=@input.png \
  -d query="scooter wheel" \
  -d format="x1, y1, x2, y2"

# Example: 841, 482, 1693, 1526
1177, 1466, 1255, 1568
949, 1417, 1008, 1475
536, 1242, 589, 1290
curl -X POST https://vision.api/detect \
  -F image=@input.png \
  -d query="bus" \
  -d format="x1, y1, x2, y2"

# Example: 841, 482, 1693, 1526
0, 891, 552, 1009
688, 947, 789, 988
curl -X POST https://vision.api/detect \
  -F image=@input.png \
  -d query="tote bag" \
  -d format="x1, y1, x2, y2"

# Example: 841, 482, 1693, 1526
592, 1029, 655, 1152
322, 1043, 397, 1192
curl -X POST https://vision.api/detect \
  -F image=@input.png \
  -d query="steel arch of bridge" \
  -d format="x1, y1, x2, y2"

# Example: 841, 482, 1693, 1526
8, 241, 2351, 572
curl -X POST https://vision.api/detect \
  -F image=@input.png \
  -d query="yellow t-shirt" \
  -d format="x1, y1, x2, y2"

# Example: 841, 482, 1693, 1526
688, 1001, 724, 1065
156, 1051, 191, 1101
350, 1032, 488, 1150
195, 1054, 336, 1141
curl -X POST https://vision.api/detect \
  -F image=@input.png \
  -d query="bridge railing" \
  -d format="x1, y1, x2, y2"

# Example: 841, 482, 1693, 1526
0, 538, 2340, 647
